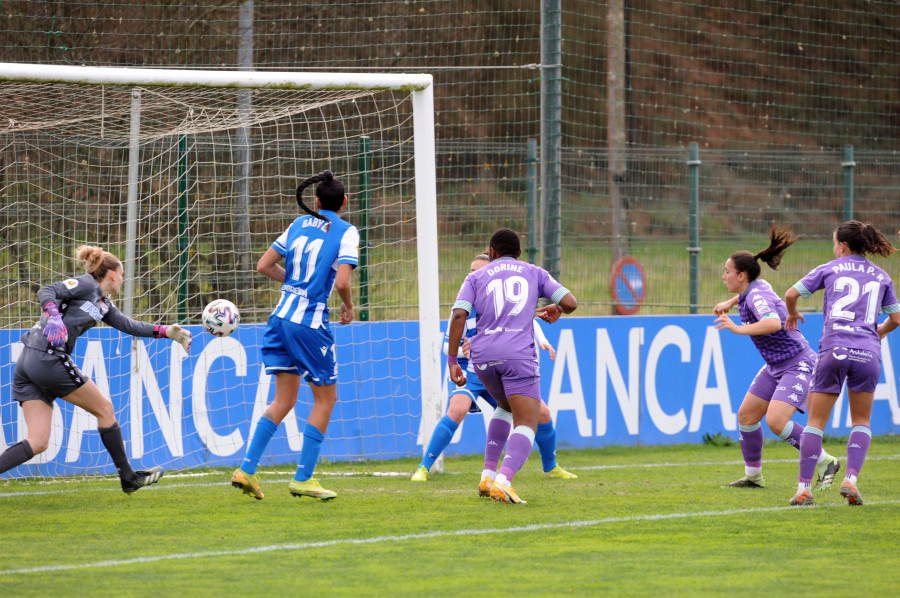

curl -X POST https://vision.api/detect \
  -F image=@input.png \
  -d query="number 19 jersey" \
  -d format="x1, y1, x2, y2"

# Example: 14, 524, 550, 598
270, 209, 359, 329
453, 257, 570, 363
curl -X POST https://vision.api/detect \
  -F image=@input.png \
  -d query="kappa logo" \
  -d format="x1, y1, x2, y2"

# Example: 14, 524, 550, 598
808, 454, 819, 460
488, 440, 500, 447
798, 361, 811, 372
832, 351, 848, 361
797, 373, 808, 381
849, 443, 862, 449
792, 383, 804, 392
788, 393, 799, 402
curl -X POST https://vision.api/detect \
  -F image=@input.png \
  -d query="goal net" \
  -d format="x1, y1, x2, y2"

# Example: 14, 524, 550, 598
0, 63, 442, 479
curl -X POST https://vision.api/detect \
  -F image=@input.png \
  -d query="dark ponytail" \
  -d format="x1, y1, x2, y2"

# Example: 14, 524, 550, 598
836, 220, 896, 257
729, 225, 798, 282
296, 170, 346, 231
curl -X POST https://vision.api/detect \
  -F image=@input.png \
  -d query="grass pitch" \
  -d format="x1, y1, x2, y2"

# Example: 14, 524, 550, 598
2, 438, 899, 596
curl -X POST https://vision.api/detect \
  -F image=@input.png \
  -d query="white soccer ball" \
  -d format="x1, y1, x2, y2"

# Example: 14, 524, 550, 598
202, 299, 240, 337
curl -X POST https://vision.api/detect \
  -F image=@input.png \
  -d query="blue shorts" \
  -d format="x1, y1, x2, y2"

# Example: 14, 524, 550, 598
811, 347, 881, 394
261, 315, 337, 386
449, 371, 497, 413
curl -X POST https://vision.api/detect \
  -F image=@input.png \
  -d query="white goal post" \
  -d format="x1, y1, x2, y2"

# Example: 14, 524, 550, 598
0, 62, 443, 476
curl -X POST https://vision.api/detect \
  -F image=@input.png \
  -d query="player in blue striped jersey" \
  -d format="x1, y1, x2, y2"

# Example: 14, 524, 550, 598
410, 254, 576, 481
231, 170, 357, 501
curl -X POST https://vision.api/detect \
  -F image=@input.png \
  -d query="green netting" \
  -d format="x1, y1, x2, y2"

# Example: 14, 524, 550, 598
2, 1, 899, 319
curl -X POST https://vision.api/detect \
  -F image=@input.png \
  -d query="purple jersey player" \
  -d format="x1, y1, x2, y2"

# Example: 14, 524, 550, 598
714, 226, 840, 491
447, 229, 577, 504
785, 220, 900, 506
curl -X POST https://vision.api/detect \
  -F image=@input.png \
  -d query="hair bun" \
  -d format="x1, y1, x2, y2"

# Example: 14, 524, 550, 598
322, 170, 333, 181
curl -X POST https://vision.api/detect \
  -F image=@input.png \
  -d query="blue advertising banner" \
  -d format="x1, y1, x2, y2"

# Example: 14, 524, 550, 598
2, 314, 899, 476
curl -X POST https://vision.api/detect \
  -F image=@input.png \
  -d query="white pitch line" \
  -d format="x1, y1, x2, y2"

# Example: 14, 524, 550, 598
2, 454, 899, 496
2, 500, 898, 577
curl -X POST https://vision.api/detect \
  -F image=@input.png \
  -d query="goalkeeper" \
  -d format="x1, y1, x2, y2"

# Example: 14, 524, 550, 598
2, 245, 191, 493
411, 253, 576, 482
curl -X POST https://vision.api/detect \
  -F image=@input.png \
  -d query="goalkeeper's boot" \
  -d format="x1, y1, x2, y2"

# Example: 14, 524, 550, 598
410, 466, 428, 482
815, 456, 841, 491
490, 480, 526, 504
840, 480, 863, 506
478, 474, 494, 498
723, 474, 765, 488
789, 490, 815, 506
231, 468, 264, 500
543, 464, 577, 479
289, 478, 337, 501
121, 466, 164, 495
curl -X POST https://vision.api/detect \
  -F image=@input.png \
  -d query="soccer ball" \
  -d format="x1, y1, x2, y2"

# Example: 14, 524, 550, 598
201, 299, 240, 337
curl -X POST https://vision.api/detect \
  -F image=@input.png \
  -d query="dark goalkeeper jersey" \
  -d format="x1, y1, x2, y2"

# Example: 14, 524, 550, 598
21, 274, 156, 355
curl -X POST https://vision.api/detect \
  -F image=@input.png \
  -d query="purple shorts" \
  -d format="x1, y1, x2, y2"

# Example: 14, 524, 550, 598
472, 359, 541, 403
811, 347, 881, 394
747, 348, 817, 413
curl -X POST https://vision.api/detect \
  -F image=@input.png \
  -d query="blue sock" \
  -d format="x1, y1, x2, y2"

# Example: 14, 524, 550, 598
420, 415, 460, 470
295, 424, 326, 482
241, 416, 278, 475
535, 421, 557, 473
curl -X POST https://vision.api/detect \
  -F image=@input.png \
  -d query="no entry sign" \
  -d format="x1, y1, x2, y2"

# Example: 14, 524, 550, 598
610, 256, 646, 315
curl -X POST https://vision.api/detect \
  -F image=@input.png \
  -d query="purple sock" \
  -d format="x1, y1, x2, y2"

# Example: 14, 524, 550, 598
498, 426, 536, 482
779, 420, 803, 450
484, 408, 512, 471
739, 423, 763, 468
798, 427, 823, 483
846, 425, 872, 477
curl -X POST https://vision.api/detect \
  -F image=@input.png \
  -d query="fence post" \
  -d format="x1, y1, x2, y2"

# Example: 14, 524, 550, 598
358, 136, 371, 321
687, 142, 701, 314
177, 135, 189, 321
526, 138, 539, 265
541, 0, 562, 279
842, 145, 855, 221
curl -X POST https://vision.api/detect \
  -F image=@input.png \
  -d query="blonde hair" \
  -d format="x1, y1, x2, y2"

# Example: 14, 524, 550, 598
75, 245, 122, 280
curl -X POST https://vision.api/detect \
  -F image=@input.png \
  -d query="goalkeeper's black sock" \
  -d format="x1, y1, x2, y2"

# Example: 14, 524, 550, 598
0, 440, 34, 474
99, 422, 136, 480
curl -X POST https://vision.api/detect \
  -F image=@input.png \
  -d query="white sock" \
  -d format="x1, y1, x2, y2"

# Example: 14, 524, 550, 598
845, 474, 858, 484
494, 473, 510, 487
481, 469, 496, 481
745, 466, 762, 477
797, 481, 811, 492
817, 449, 828, 464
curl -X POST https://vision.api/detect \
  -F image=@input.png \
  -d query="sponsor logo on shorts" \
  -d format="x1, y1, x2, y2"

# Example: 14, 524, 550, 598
798, 361, 811, 372
478, 364, 487, 370
832, 351, 848, 360
776, 386, 787, 391
792, 383, 804, 392
797, 373, 808, 381
788, 393, 799, 402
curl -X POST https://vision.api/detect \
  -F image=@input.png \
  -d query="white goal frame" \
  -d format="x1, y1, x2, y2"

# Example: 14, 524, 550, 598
0, 61, 444, 466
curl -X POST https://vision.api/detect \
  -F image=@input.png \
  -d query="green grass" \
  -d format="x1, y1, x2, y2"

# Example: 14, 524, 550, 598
2, 438, 900, 596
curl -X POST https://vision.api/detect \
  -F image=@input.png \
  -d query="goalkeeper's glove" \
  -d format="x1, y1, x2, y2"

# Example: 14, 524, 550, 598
155, 324, 192, 351
42, 302, 68, 348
